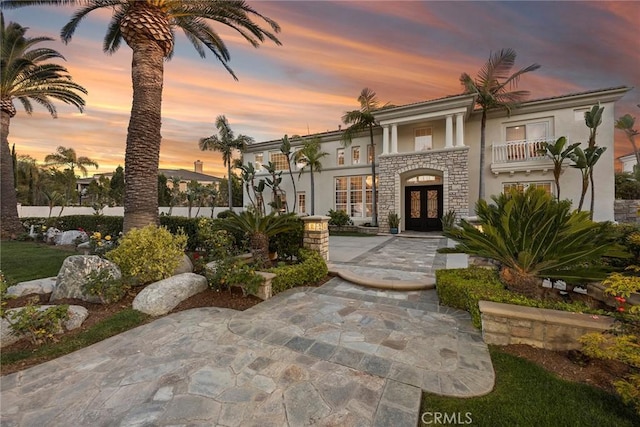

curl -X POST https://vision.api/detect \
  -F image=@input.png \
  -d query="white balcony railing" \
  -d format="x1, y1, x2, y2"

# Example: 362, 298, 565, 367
492, 138, 554, 164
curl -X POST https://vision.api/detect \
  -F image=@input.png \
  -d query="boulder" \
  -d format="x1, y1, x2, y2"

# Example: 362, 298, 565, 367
7, 277, 57, 297
55, 230, 88, 246
1, 305, 89, 348
50, 255, 122, 304
44, 227, 62, 244
173, 254, 194, 275
132, 273, 208, 316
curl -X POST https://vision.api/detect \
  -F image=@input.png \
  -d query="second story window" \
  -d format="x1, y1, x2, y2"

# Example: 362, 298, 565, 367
269, 152, 288, 170
352, 146, 361, 164
255, 153, 263, 169
367, 145, 374, 163
505, 121, 549, 143
337, 148, 345, 166
415, 127, 432, 151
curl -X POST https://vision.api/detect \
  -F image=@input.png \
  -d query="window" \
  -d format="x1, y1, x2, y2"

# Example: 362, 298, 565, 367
503, 181, 553, 196
415, 127, 433, 151
254, 153, 263, 169
335, 177, 347, 213
335, 175, 378, 218
297, 192, 306, 214
337, 148, 345, 166
506, 121, 549, 143
352, 146, 361, 164
269, 152, 288, 170
367, 145, 374, 163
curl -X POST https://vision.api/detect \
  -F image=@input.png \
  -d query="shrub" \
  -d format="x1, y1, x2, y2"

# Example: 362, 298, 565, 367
268, 249, 328, 294
83, 269, 129, 304
444, 187, 619, 298
269, 216, 304, 260
206, 257, 263, 296
5, 298, 70, 345
106, 225, 187, 285
327, 209, 353, 227
616, 172, 640, 200
196, 218, 237, 260
436, 267, 598, 329
21, 216, 124, 237
159, 216, 199, 251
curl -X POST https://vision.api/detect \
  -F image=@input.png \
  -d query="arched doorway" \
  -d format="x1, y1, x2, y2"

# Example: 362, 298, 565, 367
404, 174, 443, 232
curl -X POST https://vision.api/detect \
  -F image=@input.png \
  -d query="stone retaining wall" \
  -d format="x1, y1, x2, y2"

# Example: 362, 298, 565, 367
478, 300, 614, 351
614, 199, 640, 223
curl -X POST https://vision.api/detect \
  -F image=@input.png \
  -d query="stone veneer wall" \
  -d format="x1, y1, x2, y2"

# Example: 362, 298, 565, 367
479, 301, 614, 351
377, 147, 469, 232
614, 199, 640, 223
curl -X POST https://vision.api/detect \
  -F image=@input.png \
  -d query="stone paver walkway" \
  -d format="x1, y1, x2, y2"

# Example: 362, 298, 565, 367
1, 236, 493, 426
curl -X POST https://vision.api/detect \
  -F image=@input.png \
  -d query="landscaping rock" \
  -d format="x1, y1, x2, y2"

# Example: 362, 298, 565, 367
44, 227, 62, 244
132, 273, 208, 316
50, 255, 122, 304
1, 305, 89, 348
7, 277, 57, 297
55, 230, 88, 246
173, 254, 193, 275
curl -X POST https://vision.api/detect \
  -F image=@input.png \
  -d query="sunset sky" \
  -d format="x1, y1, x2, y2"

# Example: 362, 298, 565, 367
3, 1, 639, 178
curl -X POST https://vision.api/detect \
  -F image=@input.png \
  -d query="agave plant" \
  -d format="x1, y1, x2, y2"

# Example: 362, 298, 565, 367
444, 187, 619, 298
218, 210, 299, 268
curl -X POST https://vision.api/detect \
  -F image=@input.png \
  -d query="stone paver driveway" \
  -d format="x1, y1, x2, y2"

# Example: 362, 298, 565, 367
1, 275, 493, 426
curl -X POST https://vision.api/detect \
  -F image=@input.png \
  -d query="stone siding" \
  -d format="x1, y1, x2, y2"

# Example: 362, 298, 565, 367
614, 199, 640, 223
479, 301, 614, 351
377, 147, 469, 232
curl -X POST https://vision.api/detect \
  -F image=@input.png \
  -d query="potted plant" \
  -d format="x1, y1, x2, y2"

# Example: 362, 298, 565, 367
388, 211, 400, 234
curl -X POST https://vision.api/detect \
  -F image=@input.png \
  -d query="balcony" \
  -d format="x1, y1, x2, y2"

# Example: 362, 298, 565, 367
491, 138, 555, 175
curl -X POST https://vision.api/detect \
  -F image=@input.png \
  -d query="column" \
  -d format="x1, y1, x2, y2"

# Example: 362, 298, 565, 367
391, 124, 398, 153
445, 115, 453, 148
302, 216, 330, 261
455, 113, 465, 147
382, 126, 390, 154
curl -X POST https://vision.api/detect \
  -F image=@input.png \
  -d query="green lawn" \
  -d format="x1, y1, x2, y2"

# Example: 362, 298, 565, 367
1, 241, 74, 284
420, 346, 639, 426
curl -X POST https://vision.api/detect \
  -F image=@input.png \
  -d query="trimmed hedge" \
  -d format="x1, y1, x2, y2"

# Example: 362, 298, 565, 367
269, 216, 304, 260
21, 216, 123, 237
159, 216, 199, 251
436, 267, 598, 329
268, 249, 328, 295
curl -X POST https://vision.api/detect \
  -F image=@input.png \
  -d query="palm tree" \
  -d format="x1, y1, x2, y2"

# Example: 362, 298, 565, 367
295, 137, 328, 215
199, 115, 254, 209
280, 135, 297, 213
44, 146, 98, 176
4, 1, 281, 232
571, 145, 607, 217
460, 48, 540, 201
537, 136, 579, 200
584, 104, 605, 218
0, 13, 86, 236
342, 88, 385, 226
615, 114, 639, 169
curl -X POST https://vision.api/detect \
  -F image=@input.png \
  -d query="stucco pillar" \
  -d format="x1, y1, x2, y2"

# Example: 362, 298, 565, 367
455, 113, 465, 147
391, 124, 398, 153
382, 126, 390, 154
445, 115, 453, 148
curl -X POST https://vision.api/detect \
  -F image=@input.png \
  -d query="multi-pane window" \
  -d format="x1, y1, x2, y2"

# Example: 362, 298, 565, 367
297, 192, 306, 214
335, 175, 377, 218
269, 152, 288, 170
503, 181, 553, 196
337, 148, 345, 166
367, 145, 374, 163
352, 146, 361, 164
255, 153, 263, 169
335, 177, 347, 213
414, 127, 432, 151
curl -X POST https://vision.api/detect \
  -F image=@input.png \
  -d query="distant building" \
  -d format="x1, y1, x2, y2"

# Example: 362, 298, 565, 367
618, 153, 638, 173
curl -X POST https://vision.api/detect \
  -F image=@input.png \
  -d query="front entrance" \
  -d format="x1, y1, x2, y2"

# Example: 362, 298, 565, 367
405, 185, 443, 232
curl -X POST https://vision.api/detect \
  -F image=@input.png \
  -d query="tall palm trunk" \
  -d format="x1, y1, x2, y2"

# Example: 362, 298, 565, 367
286, 162, 297, 213
122, 40, 164, 232
368, 124, 378, 226
479, 110, 487, 201
0, 109, 23, 236
310, 165, 315, 215
227, 162, 233, 209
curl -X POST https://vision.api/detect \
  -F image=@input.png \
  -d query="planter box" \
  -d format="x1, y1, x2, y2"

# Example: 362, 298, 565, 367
478, 300, 614, 351
255, 271, 275, 300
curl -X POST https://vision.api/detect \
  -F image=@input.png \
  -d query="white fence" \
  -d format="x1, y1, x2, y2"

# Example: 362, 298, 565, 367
17, 205, 238, 219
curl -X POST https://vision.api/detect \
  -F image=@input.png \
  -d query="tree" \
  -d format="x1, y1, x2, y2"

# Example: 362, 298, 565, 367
44, 145, 98, 176
199, 115, 254, 209
616, 114, 639, 168
584, 104, 605, 218
110, 166, 125, 205
571, 145, 607, 216
460, 48, 540, 201
537, 136, 579, 200
4, 1, 281, 232
295, 137, 328, 215
216, 174, 243, 208
0, 13, 86, 236
280, 135, 297, 213
342, 88, 385, 226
